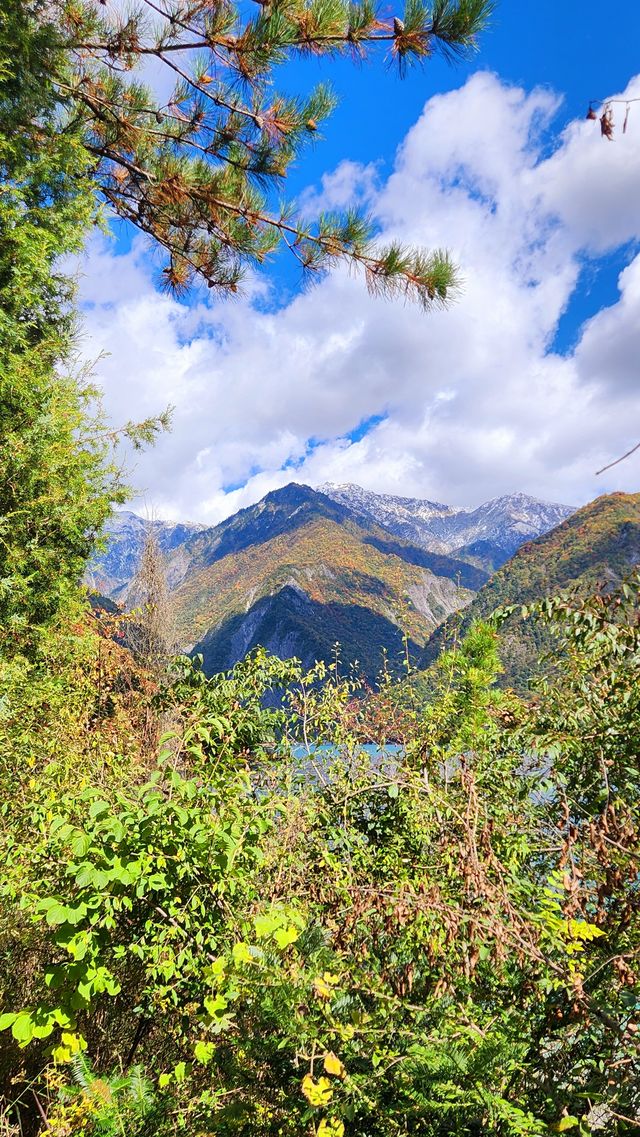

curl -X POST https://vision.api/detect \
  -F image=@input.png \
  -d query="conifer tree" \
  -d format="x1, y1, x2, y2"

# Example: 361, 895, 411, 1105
0, 0, 167, 650
0, 0, 492, 646
0, 1, 103, 647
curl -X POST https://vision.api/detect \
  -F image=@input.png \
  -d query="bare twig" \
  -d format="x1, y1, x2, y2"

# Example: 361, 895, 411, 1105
596, 440, 640, 476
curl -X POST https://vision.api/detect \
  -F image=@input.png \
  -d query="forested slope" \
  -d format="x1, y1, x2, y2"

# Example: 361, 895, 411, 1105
423, 492, 640, 688
169, 487, 479, 680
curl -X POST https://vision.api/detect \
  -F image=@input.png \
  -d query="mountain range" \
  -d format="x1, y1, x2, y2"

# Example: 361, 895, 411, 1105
320, 484, 572, 571
88, 482, 583, 683
87, 511, 204, 598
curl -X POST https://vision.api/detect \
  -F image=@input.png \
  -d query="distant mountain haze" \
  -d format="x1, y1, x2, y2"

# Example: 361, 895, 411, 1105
86, 512, 205, 599
88, 482, 577, 682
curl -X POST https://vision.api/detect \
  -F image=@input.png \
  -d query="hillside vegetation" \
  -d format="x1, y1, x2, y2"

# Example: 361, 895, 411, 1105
3, 576, 640, 1136
423, 492, 640, 689
91, 485, 484, 682
172, 514, 475, 678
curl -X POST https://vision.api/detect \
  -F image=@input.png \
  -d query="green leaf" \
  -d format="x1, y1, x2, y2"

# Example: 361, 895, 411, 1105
74, 864, 96, 888
274, 925, 299, 949
204, 993, 227, 1018
32, 1023, 55, 1039
51, 1009, 75, 1028
254, 913, 280, 939
194, 1040, 215, 1065
71, 832, 91, 857
49, 816, 67, 834
37, 898, 60, 912
11, 1013, 35, 1044
45, 903, 69, 926
88, 800, 110, 820
232, 942, 253, 965
108, 819, 125, 842
210, 716, 229, 737
65, 903, 88, 925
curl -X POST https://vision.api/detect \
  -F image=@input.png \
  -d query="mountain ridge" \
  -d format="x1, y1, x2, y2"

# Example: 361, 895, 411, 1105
89, 481, 578, 681
86, 511, 205, 598
319, 483, 573, 569
169, 508, 477, 679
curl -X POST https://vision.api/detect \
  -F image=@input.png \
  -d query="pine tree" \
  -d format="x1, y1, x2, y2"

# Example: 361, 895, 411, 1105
48, 0, 493, 303
0, 0, 492, 647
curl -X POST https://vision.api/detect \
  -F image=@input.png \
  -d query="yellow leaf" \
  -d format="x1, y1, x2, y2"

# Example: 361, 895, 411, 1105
51, 1031, 87, 1064
314, 978, 332, 999
323, 1052, 346, 1078
301, 1075, 333, 1106
318, 1120, 345, 1137
274, 925, 299, 949
567, 919, 605, 942
313, 972, 339, 1000
232, 942, 253, 965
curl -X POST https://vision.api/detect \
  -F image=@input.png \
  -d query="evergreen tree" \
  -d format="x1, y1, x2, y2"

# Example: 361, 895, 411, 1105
0, 1, 101, 647
0, 0, 492, 648
0, 1, 167, 651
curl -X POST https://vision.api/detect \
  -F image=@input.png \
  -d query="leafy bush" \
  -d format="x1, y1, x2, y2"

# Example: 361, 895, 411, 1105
1, 582, 639, 1135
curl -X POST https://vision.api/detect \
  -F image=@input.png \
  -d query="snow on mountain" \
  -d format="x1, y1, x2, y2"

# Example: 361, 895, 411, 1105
318, 483, 458, 552
319, 484, 574, 568
86, 483, 577, 679
88, 482, 575, 613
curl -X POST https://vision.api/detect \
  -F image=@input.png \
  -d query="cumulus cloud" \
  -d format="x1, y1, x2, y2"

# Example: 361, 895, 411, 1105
297, 159, 380, 216
536, 75, 640, 253
574, 256, 640, 399
78, 71, 640, 523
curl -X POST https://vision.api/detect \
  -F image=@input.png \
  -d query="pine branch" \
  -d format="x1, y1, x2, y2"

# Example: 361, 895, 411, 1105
51, 0, 493, 300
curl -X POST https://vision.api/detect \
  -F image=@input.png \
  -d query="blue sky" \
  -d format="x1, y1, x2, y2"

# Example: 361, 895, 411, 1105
277, 0, 640, 324
282, 0, 639, 182
81, 0, 640, 522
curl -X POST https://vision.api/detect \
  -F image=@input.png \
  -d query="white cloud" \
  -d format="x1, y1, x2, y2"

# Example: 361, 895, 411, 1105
297, 159, 379, 216
574, 255, 640, 400
78, 71, 640, 524
535, 76, 640, 253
